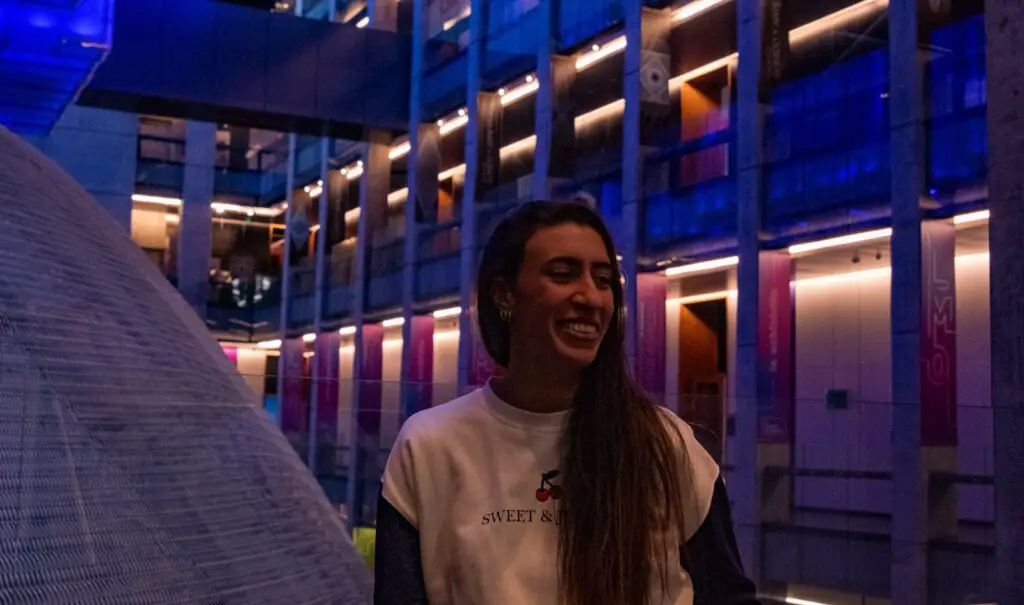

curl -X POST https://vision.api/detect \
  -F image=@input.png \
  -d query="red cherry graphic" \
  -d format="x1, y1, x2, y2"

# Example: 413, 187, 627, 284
536, 489, 550, 502
549, 485, 563, 500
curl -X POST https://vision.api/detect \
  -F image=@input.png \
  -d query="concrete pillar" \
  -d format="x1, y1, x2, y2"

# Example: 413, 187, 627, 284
732, 0, 766, 584
888, 1, 938, 602
456, 0, 488, 394
621, 4, 672, 372
986, 1, 1024, 601
344, 130, 391, 529
28, 106, 138, 231
177, 121, 216, 313
278, 133, 298, 343
532, 0, 575, 201
306, 140, 331, 468
400, 0, 440, 424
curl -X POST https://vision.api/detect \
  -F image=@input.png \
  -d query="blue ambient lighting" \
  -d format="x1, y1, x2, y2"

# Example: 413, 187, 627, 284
0, 0, 114, 135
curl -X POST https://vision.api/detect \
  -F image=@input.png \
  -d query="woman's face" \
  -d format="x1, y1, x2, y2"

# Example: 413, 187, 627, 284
501, 223, 617, 371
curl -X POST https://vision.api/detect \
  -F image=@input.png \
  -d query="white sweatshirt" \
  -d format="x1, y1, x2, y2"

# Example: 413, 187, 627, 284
381, 381, 720, 605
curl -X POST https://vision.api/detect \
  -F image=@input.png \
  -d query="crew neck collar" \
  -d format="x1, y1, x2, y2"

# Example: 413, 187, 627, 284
480, 379, 570, 432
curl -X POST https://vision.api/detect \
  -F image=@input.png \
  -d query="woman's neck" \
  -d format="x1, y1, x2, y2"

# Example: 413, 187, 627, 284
493, 360, 579, 414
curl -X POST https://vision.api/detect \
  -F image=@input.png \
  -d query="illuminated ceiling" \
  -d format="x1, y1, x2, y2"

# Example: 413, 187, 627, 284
0, 0, 113, 135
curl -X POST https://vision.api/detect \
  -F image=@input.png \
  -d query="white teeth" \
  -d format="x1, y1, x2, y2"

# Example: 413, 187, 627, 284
564, 322, 597, 335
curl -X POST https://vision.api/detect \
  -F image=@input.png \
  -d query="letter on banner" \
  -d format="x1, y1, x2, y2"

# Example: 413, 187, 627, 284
759, 0, 790, 103
476, 92, 502, 192
756, 251, 794, 443
921, 221, 957, 446
635, 273, 667, 398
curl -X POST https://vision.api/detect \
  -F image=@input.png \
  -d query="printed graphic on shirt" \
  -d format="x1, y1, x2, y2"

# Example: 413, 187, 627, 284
535, 470, 563, 502
480, 469, 564, 526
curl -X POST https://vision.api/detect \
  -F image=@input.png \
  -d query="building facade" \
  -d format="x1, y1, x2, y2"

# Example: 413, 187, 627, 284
21, 0, 1023, 603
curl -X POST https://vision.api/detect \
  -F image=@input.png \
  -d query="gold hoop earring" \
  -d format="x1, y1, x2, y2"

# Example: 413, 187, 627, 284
499, 307, 511, 323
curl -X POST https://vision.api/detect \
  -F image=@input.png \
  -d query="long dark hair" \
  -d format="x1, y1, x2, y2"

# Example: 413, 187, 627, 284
476, 201, 690, 605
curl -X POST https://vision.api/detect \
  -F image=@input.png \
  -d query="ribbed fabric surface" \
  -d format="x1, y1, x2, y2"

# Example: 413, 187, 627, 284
0, 126, 372, 604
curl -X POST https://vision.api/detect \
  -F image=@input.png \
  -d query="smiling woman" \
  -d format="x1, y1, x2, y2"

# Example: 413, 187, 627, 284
374, 201, 759, 605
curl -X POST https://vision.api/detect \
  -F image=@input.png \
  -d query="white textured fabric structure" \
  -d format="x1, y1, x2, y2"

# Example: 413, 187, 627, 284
0, 126, 373, 604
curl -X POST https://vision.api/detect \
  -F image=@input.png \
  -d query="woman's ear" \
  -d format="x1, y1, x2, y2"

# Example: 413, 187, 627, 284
491, 277, 515, 315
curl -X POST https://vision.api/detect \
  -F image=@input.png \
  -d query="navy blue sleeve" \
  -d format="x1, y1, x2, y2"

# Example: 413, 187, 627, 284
683, 476, 761, 605
374, 492, 430, 605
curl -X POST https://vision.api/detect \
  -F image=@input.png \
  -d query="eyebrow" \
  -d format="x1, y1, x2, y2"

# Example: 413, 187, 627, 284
546, 256, 614, 271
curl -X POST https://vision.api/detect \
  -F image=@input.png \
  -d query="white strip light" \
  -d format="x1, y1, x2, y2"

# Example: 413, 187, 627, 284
673, 0, 732, 23
576, 35, 627, 71
302, 333, 317, 343
575, 99, 626, 129
499, 135, 538, 160
785, 596, 833, 605
132, 193, 182, 207
355, 15, 369, 28
953, 209, 990, 225
788, 227, 892, 255
339, 326, 357, 336
388, 188, 409, 205
432, 306, 462, 319
439, 114, 470, 135
382, 316, 406, 328
789, 0, 887, 45
345, 163, 364, 181
669, 53, 738, 90
257, 339, 282, 350
665, 256, 739, 277
438, 164, 467, 181
500, 78, 540, 107
668, 289, 738, 305
389, 140, 411, 160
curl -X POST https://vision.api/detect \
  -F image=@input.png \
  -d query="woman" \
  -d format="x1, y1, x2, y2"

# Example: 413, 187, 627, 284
375, 201, 758, 605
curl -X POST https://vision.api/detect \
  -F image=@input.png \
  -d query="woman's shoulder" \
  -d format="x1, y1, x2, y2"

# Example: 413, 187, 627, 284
395, 388, 490, 445
653, 407, 721, 537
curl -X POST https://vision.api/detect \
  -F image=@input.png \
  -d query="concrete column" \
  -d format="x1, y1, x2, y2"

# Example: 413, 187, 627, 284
456, 0, 488, 394
278, 133, 298, 343
306, 0, 340, 470
888, 1, 933, 602
29, 106, 137, 231
986, 1, 1024, 601
532, 0, 575, 201
732, 0, 766, 584
400, 0, 439, 424
177, 121, 216, 313
621, 4, 672, 372
344, 131, 391, 529
306, 140, 331, 468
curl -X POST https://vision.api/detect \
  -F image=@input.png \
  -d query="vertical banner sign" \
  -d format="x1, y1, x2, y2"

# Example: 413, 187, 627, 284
635, 273, 667, 398
638, 9, 672, 146
315, 331, 342, 458
550, 55, 577, 178
921, 221, 957, 446
415, 123, 441, 221
404, 316, 435, 418
357, 324, 385, 439
759, 0, 789, 104
477, 92, 502, 192
280, 338, 307, 436
221, 346, 238, 366
756, 251, 794, 443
